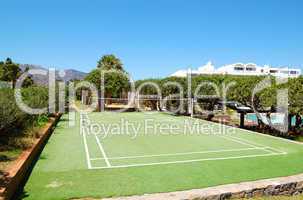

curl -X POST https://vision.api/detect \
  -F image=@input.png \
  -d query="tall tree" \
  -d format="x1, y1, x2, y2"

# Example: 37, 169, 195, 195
85, 55, 130, 111
85, 68, 130, 98
0, 58, 21, 88
97, 54, 124, 71
21, 67, 35, 88
0, 61, 4, 80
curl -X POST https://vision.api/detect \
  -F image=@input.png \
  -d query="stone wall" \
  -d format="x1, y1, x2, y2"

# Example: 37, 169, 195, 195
104, 174, 303, 200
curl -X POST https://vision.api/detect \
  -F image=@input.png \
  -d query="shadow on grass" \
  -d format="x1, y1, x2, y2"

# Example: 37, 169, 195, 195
13, 118, 61, 200
12, 151, 48, 199
13, 154, 47, 199
14, 190, 29, 200
38, 155, 47, 160
59, 118, 69, 122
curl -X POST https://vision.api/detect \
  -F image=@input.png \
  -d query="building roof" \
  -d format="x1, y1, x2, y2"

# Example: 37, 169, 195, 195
170, 61, 301, 77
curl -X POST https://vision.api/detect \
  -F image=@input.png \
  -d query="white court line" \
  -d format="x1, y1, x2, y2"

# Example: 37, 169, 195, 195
90, 147, 268, 161
83, 112, 288, 170
81, 113, 112, 167
171, 115, 285, 155
226, 135, 287, 154
203, 119, 284, 154
220, 135, 276, 154
187, 120, 272, 153
223, 134, 286, 154
196, 116, 303, 146
94, 130, 112, 167
90, 152, 285, 170
220, 135, 262, 149
81, 114, 92, 169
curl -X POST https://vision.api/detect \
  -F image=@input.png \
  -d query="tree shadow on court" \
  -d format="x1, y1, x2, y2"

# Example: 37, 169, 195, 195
14, 190, 29, 200
12, 157, 42, 200
38, 155, 47, 160
11, 155, 48, 199
12, 133, 53, 199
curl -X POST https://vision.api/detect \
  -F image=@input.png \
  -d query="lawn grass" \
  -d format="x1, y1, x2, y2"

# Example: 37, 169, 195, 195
21, 112, 303, 200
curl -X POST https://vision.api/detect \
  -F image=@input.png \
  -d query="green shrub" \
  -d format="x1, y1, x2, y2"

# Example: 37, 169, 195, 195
35, 115, 49, 127
0, 86, 49, 149
8, 136, 35, 150
24, 126, 42, 139
0, 88, 25, 132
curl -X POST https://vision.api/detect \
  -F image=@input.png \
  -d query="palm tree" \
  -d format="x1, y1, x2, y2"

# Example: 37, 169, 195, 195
97, 54, 124, 71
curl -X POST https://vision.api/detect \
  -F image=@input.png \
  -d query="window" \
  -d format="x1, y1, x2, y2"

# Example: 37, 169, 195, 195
269, 70, 278, 73
234, 67, 244, 71
246, 67, 256, 71
290, 71, 298, 75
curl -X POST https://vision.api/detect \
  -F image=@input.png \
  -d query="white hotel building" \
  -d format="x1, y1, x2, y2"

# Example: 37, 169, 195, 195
171, 62, 301, 78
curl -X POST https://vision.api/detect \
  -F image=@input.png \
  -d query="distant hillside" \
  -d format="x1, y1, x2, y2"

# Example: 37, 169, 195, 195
19, 64, 87, 85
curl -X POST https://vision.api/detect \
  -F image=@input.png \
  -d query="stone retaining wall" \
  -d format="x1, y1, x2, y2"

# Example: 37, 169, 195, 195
0, 114, 61, 200
104, 173, 303, 200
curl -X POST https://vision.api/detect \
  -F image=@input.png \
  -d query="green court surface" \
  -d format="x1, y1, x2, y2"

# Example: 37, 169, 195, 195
22, 112, 303, 200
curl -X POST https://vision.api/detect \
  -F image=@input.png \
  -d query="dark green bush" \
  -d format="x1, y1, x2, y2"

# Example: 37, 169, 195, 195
0, 87, 48, 137
0, 88, 24, 132
7, 136, 35, 150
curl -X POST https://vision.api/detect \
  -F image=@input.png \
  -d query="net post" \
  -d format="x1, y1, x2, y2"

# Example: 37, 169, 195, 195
187, 68, 193, 117
135, 92, 140, 111
101, 98, 104, 112
97, 92, 104, 112
190, 98, 194, 118
81, 90, 88, 105
158, 96, 163, 111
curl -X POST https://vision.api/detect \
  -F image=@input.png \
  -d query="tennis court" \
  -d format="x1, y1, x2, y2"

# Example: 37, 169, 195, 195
22, 112, 303, 200
80, 112, 286, 170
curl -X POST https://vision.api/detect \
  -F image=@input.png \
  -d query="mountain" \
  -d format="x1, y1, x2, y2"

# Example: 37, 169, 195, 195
63, 69, 87, 82
19, 64, 87, 85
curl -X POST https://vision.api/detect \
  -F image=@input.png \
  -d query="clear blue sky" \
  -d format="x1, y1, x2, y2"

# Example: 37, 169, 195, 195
1, 0, 302, 79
